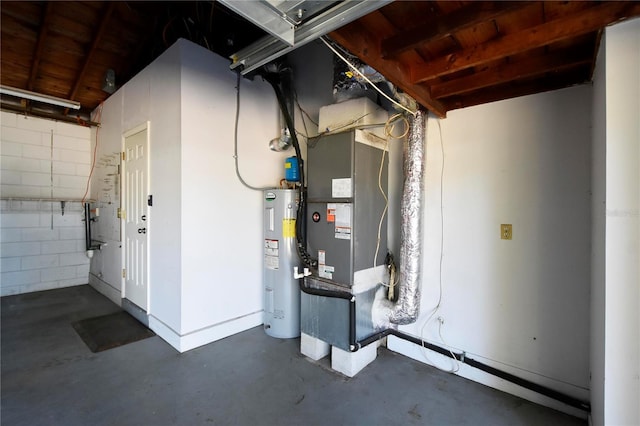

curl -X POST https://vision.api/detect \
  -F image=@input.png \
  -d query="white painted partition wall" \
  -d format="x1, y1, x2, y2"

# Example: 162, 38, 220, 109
89, 39, 290, 352
591, 18, 640, 426
386, 85, 592, 418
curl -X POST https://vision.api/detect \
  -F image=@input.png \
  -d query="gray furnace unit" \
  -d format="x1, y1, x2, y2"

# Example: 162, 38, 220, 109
263, 189, 302, 338
302, 130, 388, 351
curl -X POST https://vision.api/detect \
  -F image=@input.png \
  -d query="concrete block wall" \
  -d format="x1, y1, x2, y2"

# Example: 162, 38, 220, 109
1, 112, 91, 295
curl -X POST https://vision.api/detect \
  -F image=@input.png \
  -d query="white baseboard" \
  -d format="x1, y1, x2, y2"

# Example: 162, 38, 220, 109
387, 335, 589, 419
88, 273, 122, 307
149, 310, 263, 353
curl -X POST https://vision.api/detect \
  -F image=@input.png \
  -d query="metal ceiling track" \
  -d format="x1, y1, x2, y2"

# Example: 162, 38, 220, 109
221, 0, 392, 75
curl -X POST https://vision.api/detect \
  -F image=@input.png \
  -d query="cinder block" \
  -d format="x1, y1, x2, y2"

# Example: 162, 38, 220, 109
76, 263, 90, 278
75, 164, 90, 177
1, 257, 21, 272
0, 141, 22, 157
331, 343, 377, 377
1, 156, 40, 172
0, 126, 42, 145
41, 240, 77, 254
53, 148, 89, 164
21, 254, 58, 270
52, 212, 83, 228
56, 121, 91, 139
22, 228, 58, 242
1, 184, 38, 198
40, 265, 76, 281
54, 135, 89, 152
301, 332, 331, 361
1, 242, 41, 257
59, 227, 84, 240
52, 187, 83, 199
1, 270, 40, 286
22, 144, 51, 160
1, 111, 18, 127
1, 228, 22, 242
1, 170, 21, 185
59, 252, 89, 266
57, 174, 87, 189
16, 115, 55, 133
22, 172, 51, 187
53, 161, 77, 175
1, 213, 41, 228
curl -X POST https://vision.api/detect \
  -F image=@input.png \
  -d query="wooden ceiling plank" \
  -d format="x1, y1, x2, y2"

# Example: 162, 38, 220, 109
66, 2, 115, 105
431, 47, 593, 99
382, 1, 533, 59
331, 21, 447, 117
443, 67, 591, 111
412, 1, 640, 83
28, 2, 55, 91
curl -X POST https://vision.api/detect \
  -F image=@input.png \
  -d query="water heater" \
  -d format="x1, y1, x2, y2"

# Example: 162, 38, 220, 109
263, 189, 302, 338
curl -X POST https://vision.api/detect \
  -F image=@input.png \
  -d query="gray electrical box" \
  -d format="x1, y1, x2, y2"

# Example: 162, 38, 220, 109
302, 130, 388, 350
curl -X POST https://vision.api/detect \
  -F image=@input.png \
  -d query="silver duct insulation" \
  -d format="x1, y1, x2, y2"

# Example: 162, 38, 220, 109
389, 109, 426, 325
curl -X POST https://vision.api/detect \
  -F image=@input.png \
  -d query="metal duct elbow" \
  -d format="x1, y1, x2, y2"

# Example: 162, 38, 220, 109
388, 109, 426, 325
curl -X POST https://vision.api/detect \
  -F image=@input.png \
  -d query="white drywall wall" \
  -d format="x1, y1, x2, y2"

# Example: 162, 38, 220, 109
1, 113, 91, 295
389, 85, 592, 416
591, 17, 640, 426
89, 39, 290, 351
178, 39, 287, 338
590, 25, 607, 426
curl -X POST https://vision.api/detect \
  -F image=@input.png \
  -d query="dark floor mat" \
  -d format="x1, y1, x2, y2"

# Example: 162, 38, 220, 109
72, 311, 155, 353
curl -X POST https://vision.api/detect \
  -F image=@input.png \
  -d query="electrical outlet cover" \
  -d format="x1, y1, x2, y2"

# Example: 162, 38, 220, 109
501, 224, 513, 240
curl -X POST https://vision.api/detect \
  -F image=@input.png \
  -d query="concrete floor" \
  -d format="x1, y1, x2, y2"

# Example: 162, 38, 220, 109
1, 285, 586, 426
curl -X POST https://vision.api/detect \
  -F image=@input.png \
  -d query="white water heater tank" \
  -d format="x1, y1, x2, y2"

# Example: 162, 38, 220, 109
263, 189, 302, 338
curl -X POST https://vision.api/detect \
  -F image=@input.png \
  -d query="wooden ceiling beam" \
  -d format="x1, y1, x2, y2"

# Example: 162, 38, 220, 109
431, 47, 593, 99
381, 1, 533, 59
331, 21, 447, 117
412, 1, 640, 83
27, 2, 54, 91
443, 67, 591, 111
66, 2, 115, 109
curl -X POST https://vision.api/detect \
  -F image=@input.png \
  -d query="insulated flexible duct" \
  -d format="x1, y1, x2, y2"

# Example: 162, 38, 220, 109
389, 109, 426, 324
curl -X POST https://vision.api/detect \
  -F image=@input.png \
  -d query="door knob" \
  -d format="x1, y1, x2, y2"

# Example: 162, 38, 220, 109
141, 215, 146, 221
137, 228, 146, 234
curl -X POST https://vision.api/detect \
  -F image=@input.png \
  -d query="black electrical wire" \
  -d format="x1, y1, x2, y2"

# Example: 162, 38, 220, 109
261, 70, 316, 269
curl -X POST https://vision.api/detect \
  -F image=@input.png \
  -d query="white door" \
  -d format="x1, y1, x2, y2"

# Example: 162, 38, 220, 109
123, 124, 149, 311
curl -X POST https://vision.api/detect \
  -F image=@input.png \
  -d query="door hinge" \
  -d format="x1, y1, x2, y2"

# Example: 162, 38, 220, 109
121, 151, 126, 161
117, 208, 125, 219
122, 268, 126, 278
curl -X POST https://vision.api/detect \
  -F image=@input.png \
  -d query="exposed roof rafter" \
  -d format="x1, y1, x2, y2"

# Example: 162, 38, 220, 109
431, 46, 593, 99
27, 2, 55, 91
411, 1, 640, 84
66, 2, 116, 110
381, 1, 533, 59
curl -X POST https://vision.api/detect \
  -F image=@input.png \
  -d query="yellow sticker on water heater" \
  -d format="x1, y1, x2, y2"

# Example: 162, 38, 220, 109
282, 219, 296, 239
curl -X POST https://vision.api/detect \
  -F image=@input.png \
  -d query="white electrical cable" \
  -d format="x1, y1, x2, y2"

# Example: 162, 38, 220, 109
373, 114, 411, 295
320, 37, 417, 117
418, 114, 461, 374
233, 72, 272, 191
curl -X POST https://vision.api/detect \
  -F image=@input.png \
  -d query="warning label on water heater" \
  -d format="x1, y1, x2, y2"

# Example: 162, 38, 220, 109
264, 239, 279, 270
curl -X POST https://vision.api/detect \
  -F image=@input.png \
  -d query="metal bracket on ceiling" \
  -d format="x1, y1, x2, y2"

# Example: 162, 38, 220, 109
224, 0, 392, 76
